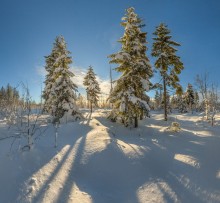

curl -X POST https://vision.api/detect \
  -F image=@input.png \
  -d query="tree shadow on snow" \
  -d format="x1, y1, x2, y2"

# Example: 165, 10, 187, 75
17, 112, 220, 203
91, 113, 220, 203
16, 121, 92, 203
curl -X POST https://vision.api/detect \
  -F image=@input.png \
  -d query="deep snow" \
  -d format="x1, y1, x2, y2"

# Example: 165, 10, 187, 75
0, 110, 220, 203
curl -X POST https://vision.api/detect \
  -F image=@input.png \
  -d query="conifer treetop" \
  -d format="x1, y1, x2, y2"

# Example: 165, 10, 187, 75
152, 23, 184, 94
109, 7, 152, 77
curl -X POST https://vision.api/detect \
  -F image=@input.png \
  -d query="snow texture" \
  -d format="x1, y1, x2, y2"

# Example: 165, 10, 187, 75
0, 110, 220, 203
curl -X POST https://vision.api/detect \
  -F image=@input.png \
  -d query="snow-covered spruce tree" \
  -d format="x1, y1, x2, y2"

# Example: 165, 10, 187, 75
43, 36, 78, 122
83, 66, 101, 113
177, 94, 187, 113
152, 23, 184, 121
108, 7, 153, 128
185, 83, 195, 113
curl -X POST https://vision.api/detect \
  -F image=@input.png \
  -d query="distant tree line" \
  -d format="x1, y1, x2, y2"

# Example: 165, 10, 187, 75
0, 84, 39, 119
152, 79, 219, 122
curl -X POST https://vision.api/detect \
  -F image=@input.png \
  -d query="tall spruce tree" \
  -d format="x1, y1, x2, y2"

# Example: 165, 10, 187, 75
83, 66, 101, 113
43, 36, 78, 122
185, 83, 195, 113
152, 23, 184, 121
108, 7, 153, 127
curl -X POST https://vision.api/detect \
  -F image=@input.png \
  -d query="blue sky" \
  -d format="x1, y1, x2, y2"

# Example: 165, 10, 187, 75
1, 0, 220, 102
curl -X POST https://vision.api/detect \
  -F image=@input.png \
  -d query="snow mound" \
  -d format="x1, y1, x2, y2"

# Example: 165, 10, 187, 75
166, 122, 181, 132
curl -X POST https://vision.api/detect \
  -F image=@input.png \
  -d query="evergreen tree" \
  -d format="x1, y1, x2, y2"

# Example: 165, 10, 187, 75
152, 23, 184, 120
43, 36, 78, 122
83, 66, 101, 113
0, 86, 5, 98
177, 94, 188, 113
185, 83, 195, 113
154, 90, 160, 110
6, 84, 13, 101
108, 7, 153, 127
1, 84, 19, 103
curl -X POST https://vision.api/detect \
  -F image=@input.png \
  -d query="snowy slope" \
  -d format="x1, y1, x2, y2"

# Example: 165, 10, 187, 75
0, 110, 220, 203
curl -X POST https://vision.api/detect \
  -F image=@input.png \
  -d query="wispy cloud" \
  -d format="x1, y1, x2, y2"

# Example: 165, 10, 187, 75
36, 66, 111, 95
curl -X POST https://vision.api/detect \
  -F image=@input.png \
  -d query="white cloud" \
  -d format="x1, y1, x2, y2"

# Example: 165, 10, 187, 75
71, 66, 86, 88
36, 65, 111, 96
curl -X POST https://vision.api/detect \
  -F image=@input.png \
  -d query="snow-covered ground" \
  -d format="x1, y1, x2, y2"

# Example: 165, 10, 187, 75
0, 110, 220, 203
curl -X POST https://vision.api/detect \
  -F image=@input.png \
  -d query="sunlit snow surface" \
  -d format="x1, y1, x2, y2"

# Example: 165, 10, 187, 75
0, 110, 220, 203
174, 154, 200, 168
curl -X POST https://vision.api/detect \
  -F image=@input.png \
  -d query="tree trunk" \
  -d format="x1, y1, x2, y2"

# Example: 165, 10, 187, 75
90, 101, 92, 113
163, 76, 167, 121
134, 116, 138, 128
